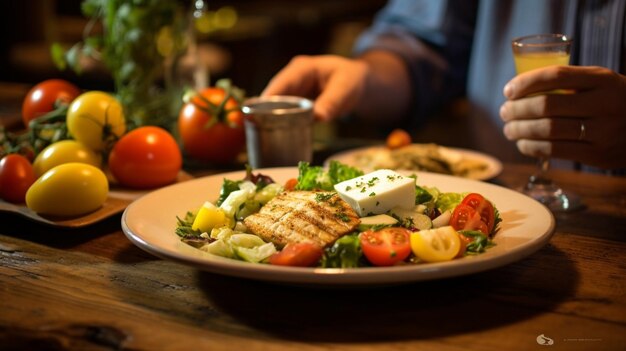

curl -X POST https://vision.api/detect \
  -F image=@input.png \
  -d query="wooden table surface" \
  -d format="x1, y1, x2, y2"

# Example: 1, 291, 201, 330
1, 81, 625, 350
1, 162, 625, 351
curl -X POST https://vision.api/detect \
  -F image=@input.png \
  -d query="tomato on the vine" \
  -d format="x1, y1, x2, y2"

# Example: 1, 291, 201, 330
359, 227, 412, 266
66, 91, 126, 151
178, 87, 245, 164
0, 154, 36, 203
22, 79, 81, 127
108, 126, 182, 189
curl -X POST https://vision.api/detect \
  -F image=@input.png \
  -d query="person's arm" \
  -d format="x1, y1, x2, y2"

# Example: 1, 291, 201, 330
352, 50, 412, 122
262, 0, 478, 125
261, 51, 411, 123
353, 0, 478, 126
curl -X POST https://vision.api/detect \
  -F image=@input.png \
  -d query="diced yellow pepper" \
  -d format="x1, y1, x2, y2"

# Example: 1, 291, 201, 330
192, 202, 228, 233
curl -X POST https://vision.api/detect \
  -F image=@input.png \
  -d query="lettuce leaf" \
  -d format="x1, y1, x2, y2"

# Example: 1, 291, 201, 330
436, 192, 465, 212
320, 233, 364, 268
295, 161, 364, 191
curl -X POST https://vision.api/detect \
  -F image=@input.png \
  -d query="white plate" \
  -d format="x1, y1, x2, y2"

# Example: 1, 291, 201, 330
121, 167, 554, 286
326, 145, 503, 180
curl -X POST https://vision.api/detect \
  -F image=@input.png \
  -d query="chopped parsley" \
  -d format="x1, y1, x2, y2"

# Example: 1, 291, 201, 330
315, 192, 336, 202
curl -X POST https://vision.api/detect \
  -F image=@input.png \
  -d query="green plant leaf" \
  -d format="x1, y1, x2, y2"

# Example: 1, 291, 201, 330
50, 42, 67, 71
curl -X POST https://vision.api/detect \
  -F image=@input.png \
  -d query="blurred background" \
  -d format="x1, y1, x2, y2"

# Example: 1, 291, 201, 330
0, 0, 481, 155
0, 0, 386, 95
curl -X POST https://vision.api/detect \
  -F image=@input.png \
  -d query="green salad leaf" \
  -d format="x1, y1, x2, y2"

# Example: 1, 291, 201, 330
295, 161, 364, 191
216, 178, 243, 206
320, 233, 363, 268
415, 185, 434, 204
459, 230, 494, 254
436, 192, 466, 212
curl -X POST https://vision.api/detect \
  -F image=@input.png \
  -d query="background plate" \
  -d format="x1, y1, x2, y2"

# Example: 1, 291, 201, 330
122, 167, 555, 286
325, 145, 503, 180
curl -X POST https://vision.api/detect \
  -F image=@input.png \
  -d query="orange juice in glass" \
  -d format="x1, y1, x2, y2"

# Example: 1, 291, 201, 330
514, 51, 571, 73
512, 34, 572, 73
513, 34, 572, 94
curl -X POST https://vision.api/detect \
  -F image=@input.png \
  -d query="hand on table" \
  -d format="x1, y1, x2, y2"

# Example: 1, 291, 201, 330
500, 66, 626, 169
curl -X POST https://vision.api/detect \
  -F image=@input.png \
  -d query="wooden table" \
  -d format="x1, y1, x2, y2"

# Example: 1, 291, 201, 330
1, 163, 625, 351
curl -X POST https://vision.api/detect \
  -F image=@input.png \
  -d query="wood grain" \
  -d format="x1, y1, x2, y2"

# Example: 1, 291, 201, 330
1, 164, 626, 351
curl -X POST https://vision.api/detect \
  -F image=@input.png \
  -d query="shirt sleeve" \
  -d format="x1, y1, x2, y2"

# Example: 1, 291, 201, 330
353, 0, 479, 127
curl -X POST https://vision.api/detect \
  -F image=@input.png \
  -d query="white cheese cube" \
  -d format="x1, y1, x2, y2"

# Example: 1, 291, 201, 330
334, 169, 415, 216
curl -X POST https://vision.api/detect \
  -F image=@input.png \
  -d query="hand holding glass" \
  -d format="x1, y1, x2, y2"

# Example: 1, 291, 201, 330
511, 34, 581, 211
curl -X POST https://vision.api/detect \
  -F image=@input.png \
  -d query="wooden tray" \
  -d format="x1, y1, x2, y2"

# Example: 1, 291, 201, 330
0, 171, 193, 228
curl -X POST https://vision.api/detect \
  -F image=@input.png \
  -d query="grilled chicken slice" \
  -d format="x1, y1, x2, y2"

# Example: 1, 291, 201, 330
243, 190, 360, 248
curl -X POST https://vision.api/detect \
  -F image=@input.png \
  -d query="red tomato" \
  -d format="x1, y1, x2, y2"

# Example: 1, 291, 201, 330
108, 126, 182, 189
284, 178, 298, 191
449, 204, 489, 235
22, 79, 81, 127
386, 129, 412, 149
269, 242, 324, 267
0, 154, 36, 203
178, 87, 245, 164
461, 193, 496, 234
455, 233, 473, 258
360, 227, 412, 266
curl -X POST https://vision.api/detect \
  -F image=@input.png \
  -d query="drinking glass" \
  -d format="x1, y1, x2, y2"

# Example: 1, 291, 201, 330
511, 34, 581, 211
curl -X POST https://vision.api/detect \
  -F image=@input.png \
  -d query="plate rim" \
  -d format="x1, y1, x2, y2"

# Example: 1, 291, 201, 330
121, 167, 555, 286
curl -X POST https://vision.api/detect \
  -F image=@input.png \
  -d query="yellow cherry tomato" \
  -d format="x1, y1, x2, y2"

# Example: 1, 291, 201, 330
33, 140, 102, 177
192, 202, 229, 233
26, 163, 109, 216
410, 226, 461, 262
66, 91, 126, 151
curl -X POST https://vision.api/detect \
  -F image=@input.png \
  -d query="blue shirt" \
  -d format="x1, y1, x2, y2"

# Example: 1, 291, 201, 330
354, 0, 625, 165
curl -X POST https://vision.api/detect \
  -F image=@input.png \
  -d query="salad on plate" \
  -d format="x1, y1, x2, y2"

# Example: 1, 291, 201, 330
175, 161, 500, 268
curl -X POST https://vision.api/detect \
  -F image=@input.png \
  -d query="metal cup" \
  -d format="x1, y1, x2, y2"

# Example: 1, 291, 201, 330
242, 96, 314, 168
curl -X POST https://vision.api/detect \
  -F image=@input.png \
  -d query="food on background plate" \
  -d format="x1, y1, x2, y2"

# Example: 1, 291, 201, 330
385, 128, 412, 150
353, 143, 490, 177
175, 161, 501, 268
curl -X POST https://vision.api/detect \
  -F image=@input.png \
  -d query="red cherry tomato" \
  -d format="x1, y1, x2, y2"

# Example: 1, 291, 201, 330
284, 178, 298, 191
178, 87, 245, 164
269, 242, 324, 267
108, 126, 182, 189
449, 204, 489, 235
0, 154, 37, 203
460, 193, 496, 234
22, 79, 81, 127
359, 227, 412, 266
